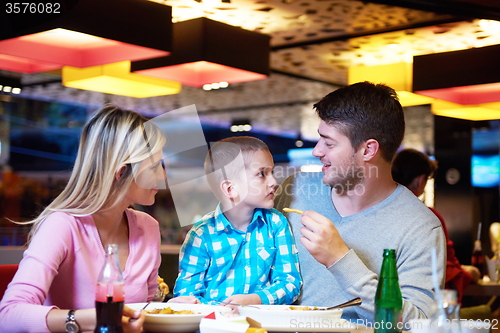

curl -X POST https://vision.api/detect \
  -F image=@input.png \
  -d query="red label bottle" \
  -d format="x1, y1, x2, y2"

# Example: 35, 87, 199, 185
471, 240, 485, 278
95, 244, 124, 333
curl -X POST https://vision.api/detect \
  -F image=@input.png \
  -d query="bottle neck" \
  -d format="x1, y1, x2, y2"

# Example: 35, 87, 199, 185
380, 258, 399, 279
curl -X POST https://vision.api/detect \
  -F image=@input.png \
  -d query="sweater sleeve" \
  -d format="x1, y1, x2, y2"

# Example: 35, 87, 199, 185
328, 223, 446, 325
398, 223, 446, 322
0, 213, 74, 333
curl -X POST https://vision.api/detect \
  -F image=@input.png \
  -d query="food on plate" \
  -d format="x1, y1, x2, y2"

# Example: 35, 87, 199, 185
157, 276, 169, 295
283, 208, 303, 215
146, 307, 198, 315
246, 328, 268, 333
288, 306, 319, 310
238, 304, 344, 328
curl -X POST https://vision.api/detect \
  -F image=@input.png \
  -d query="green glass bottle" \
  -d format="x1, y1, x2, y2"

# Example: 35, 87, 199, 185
375, 249, 403, 333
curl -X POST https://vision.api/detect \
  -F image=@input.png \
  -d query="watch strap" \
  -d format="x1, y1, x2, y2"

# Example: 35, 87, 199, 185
67, 309, 76, 322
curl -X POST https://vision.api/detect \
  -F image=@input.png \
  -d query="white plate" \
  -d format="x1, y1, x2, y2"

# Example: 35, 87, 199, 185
127, 302, 230, 333
238, 305, 343, 330
264, 319, 359, 332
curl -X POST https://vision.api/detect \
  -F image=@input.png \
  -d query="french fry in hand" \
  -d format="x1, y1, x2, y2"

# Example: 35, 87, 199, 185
283, 207, 304, 215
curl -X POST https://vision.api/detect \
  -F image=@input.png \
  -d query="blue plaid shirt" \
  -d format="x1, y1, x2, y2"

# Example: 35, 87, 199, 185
174, 205, 302, 305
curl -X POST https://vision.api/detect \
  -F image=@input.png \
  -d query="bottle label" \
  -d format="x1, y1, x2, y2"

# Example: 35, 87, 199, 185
95, 300, 124, 333
96, 283, 124, 302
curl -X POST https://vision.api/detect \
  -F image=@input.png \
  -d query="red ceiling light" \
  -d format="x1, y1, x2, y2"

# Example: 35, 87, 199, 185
413, 44, 500, 105
415, 82, 500, 105
131, 17, 270, 88
0, 0, 173, 74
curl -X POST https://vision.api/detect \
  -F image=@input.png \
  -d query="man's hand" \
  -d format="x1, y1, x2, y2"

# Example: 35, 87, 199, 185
300, 210, 349, 267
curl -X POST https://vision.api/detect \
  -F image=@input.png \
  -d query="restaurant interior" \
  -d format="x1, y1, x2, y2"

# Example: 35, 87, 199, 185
1, 0, 500, 308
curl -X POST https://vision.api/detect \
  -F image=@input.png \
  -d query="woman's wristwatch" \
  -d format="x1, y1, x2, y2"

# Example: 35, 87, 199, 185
65, 309, 80, 333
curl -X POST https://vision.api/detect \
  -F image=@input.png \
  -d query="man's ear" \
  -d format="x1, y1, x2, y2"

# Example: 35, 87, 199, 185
220, 180, 237, 199
362, 139, 379, 161
115, 165, 127, 181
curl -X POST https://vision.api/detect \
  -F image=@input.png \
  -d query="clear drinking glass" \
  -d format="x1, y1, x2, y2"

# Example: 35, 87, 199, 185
495, 247, 500, 282
430, 289, 462, 333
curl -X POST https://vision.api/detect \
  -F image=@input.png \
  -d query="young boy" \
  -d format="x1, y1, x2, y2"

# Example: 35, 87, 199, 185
173, 136, 302, 306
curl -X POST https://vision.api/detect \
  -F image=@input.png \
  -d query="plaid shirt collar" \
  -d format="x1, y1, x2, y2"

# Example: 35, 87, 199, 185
213, 203, 267, 233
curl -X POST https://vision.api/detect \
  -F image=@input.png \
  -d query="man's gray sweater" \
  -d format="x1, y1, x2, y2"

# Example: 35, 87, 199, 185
275, 172, 446, 326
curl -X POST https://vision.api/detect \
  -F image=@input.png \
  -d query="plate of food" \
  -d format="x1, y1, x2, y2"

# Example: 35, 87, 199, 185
127, 302, 231, 333
263, 319, 357, 332
238, 305, 346, 332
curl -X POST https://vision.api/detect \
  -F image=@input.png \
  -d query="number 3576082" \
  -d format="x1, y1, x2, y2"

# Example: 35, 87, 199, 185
6, 3, 61, 14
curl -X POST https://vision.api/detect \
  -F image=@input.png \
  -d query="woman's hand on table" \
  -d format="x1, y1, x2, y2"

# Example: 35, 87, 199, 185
167, 295, 200, 304
123, 305, 145, 333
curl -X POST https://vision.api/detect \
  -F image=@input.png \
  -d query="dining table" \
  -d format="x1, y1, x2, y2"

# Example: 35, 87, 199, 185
463, 278, 500, 297
129, 299, 383, 333
140, 326, 378, 333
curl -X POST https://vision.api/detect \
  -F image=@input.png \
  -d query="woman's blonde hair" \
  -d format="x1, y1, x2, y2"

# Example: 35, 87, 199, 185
20, 104, 166, 243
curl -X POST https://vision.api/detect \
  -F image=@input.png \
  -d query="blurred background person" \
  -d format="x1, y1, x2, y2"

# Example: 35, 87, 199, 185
392, 148, 480, 304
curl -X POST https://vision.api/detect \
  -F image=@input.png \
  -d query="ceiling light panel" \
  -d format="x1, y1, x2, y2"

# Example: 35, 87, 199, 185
149, 0, 449, 46
0, 0, 173, 73
271, 19, 500, 85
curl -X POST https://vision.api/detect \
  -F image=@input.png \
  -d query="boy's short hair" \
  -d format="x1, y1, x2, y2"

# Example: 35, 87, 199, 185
204, 136, 270, 197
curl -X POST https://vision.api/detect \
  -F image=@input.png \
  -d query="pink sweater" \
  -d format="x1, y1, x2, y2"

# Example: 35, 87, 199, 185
0, 209, 162, 333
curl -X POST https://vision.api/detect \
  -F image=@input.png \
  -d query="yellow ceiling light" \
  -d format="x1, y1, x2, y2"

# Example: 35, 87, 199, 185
62, 61, 181, 98
348, 62, 433, 107
431, 99, 500, 121
396, 91, 434, 107
348, 61, 500, 120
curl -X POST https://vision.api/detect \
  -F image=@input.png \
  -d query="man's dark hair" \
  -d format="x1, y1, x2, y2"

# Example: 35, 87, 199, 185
313, 81, 405, 162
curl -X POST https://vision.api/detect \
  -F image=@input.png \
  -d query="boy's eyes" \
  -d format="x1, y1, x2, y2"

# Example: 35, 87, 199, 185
257, 169, 274, 177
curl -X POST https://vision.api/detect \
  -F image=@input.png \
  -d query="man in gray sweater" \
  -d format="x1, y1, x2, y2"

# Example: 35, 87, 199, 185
275, 81, 446, 327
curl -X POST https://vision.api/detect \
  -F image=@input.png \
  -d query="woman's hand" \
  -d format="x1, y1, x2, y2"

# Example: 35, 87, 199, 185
167, 295, 200, 304
122, 305, 145, 333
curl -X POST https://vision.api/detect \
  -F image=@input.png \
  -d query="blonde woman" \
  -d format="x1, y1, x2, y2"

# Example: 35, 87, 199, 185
0, 105, 167, 333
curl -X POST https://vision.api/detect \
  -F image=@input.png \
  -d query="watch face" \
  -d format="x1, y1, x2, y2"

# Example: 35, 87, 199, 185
65, 321, 79, 333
